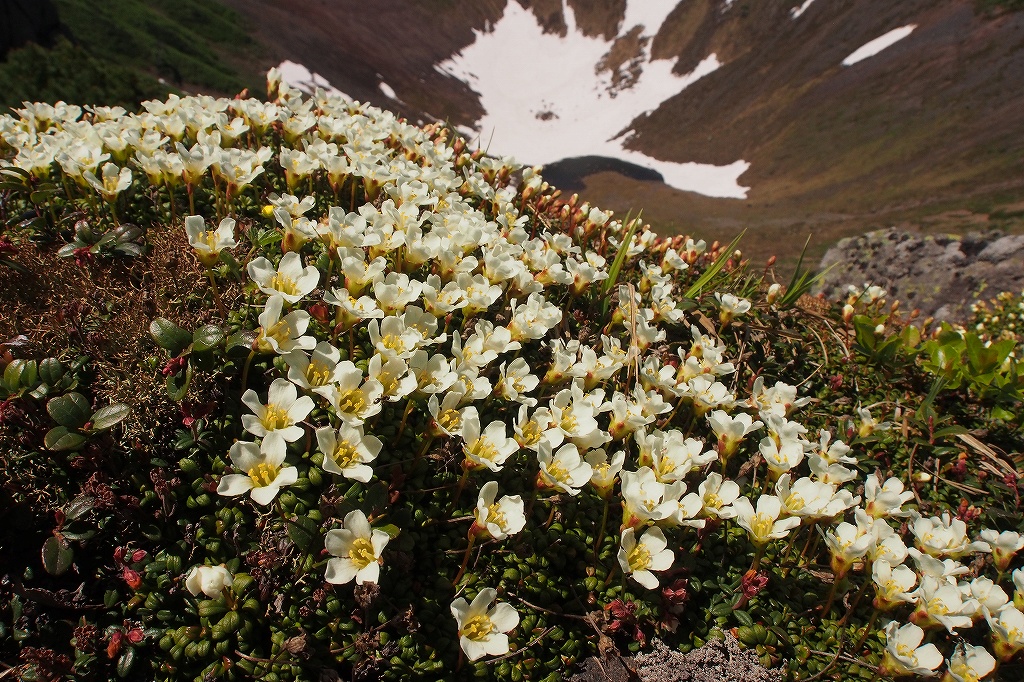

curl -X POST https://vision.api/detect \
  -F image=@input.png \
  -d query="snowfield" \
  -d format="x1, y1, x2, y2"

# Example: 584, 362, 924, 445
435, 0, 750, 199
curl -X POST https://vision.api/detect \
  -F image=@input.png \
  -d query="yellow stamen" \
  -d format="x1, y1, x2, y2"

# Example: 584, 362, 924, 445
248, 462, 278, 488
461, 614, 495, 641
348, 537, 376, 568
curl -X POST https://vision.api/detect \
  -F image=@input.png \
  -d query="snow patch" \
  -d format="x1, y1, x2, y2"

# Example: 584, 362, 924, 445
620, 0, 677, 36
276, 60, 352, 100
790, 0, 817, 19
842, 25, 916, 66
436, 1, 749, 199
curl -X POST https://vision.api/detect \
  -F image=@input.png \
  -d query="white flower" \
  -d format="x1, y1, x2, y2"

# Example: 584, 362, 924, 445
217, 436, 298, 506
759, 435, 806, 477
255, 295, 316, 354
714, 292, 751, 326
323, 287, 384, 331
963, 576, 1008, 616
461, 410, 519, 472
620, 467, 685, 529
184, 564, 233, 599
185, 215, 237, 268
946, 642, 996, 682
825, 519, 874, 579
326, 362, 384, 425
986, 604, 1024, 661
497, 357, 539, 406
872, 560, 917, 611
450, 588, 519, 662
707, 410, 762, 460
617, 527, 674, 589
908, 575, 977, 633
83, 162, 131, 201
535, 442, 593, 496
325, 510, 390, 585
508, 294, 562, 342
775, 474, 836, 519
910, 512, 991, 559
879, 621, 943, 678
733, 495, 801, 546
864, 473, 914, 518
636, 428, 715, 483
284, 342, 345, 400
368, 315, 422, 360
368, 353, 416, 402
980, 529, 1024, 572
241, 378, 314, 442
697, 473, 741, 520
472, 481, 526, 541
585, 449, 625, 498
248, 252, 320, 303
315, 424, 381, 482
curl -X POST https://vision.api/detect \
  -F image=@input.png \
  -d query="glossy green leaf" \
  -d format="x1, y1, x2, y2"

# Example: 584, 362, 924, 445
41, 536, 73, 576
149, 318, 192, 355
47, 392, 92, 428
44, 426, 87, 451
91, 403, 131, 431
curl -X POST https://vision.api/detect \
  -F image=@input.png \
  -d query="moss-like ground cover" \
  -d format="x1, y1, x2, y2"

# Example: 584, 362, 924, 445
0, 80, 1023, 681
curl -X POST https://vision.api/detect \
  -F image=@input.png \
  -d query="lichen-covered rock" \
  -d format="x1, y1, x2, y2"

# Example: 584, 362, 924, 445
816, 228, 1024, 322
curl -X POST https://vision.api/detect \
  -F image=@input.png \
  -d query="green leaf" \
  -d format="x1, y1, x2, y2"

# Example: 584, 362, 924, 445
378, 523, 401, 539
285, 515, 321, 553
733, 609, 754, 628
198, 600, 228, 618
226, 330, 258, 356
4, 359, 35, 391
115, 243, 145, 258
992, 406, 1017, 422
149, 318, 192, 355
683, 230, 746, 299
165, 363, 193, 402
41, 536, 74, 576
116, 647, 135, 678
44, 426, 87, 451
59, 523, 96, 542
192, 325, 225, 353
91, 403, 131, 431
38, 358, 65, 386
212, 611, 241, 640
219, 250, 243, 281
65, 495, 96, 521
47, 392, 92, 429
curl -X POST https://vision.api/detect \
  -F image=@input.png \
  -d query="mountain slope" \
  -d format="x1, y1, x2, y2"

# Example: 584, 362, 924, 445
104, 1, 1024, 261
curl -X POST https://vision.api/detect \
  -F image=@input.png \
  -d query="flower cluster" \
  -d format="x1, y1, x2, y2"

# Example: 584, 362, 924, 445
4, 78, 1022, 681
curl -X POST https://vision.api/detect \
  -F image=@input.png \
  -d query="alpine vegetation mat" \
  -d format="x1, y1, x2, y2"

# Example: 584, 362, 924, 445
1, 75, 1023, 681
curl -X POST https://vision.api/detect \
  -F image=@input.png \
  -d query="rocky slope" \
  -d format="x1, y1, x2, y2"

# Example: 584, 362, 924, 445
817, 227, 1024, 322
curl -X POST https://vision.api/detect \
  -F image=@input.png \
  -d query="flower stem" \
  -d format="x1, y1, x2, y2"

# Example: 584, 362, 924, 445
208, 271, 227, 319
240, 350, 256, 393
853, 609, 880, 653
593, 498, 610, 561
821, 577, 841, 617
416, 434, 435, 460
453, 533, 477, 585
749, 544, 766, 573
448, 466, 471, 514
393, 400, 416, 446
839, 575, 872, 626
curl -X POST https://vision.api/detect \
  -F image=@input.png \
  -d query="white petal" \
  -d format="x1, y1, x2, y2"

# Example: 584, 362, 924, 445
217, 474, 254, 497
325, 557, 357, 584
